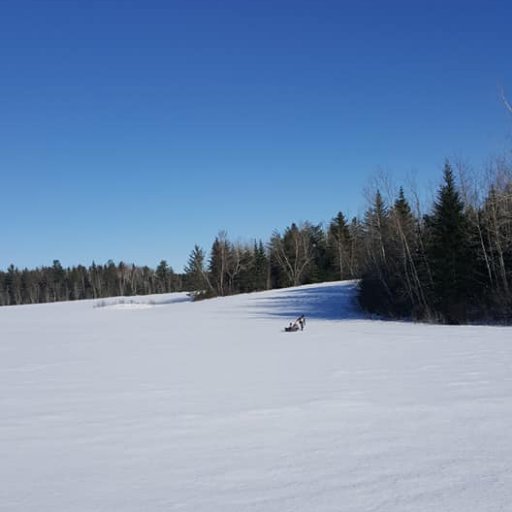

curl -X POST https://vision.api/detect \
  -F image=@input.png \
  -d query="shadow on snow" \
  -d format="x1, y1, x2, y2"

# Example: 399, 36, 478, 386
247, 282, 365, 321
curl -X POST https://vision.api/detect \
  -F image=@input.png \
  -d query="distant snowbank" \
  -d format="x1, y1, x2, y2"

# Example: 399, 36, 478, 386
93, 291, 192, 309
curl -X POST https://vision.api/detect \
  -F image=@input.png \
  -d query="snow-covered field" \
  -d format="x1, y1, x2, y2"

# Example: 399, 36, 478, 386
1, 281, 511, 511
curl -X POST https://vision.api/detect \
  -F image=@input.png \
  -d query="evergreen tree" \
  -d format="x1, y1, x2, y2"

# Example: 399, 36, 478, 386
393, 187, 413, 224
156, 260, 173, 293
425, 162, 476, 323
184, 245, 211, 297
359, 191, 393, 313
327, 212, 351, 280
51, 260, 66, 301
306, 223, 329, 283
348, 216, 364, 277
209, 236, 229, 296
364, 190, 390, 269
473, 178, 512, 319
388, 187, 429, 318
104, 260, 118, 297
253, 240, 269, 291
234, 246, 254, 293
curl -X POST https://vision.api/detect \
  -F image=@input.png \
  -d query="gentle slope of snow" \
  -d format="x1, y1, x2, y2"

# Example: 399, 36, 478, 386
1, 281, 511, 511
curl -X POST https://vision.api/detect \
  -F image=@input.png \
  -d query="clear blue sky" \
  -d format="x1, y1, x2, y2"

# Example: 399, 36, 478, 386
1, 0, 511, 272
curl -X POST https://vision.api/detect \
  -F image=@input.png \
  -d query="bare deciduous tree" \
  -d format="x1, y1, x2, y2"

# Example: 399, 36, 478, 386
270, 223, 315, 286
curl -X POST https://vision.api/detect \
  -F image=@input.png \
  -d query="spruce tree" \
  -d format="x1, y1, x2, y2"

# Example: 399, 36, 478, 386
364, 190, 389, 268
51, 260, 66, 301
327, 212, 351, 280
425, 162, 475, 323
359, 191, 393, 314
253, 240, 269, 291
233, 246, 255, 293
156, 260, 172, 293
393, 188, 413, 224
388, 187, 430, 318
307, 223, 329, 283
209, 237, 227, 296
184, 245, 211, 297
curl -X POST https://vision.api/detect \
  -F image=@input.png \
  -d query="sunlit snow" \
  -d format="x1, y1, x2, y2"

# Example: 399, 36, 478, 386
1, 281, 511, 511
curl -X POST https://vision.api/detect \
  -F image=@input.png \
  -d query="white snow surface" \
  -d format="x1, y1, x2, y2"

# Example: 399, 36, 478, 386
1, 281, 511, 511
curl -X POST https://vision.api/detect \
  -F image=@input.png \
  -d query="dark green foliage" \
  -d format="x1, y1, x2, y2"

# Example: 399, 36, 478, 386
327, 212, 352, 280
424, 163, 477, 323
358, 162, 512, 323
252, 240, 269, 291
237, 241, 268, 293
306, 223, 329, 284
156, 260, 174, 294
471, 178, 512, 320
359, 185, 429, 320
363, 190, 390, 270
208, 236, 229, 296
183, 245, 212, 297
394, 187, 411, 218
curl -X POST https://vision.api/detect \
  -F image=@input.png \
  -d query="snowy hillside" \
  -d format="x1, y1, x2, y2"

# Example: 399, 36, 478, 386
1, 281, 511, 511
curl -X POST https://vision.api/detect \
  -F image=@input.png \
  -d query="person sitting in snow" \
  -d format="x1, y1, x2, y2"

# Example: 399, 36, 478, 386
285, 321, 299, 332
296, 315, 306, 331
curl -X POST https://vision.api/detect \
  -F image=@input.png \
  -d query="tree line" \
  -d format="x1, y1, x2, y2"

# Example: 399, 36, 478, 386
179, 158, 512, 323
182, 217, 363, 301
0, 260, 183, 306
2, 159, 511, 323
359, 160, 512, 323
